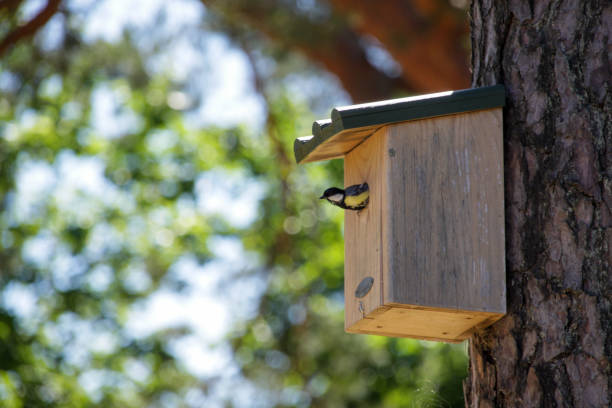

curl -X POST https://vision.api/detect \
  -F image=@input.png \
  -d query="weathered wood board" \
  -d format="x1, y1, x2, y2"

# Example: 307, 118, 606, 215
297, 126, 381, 163
384, 109, 506, 313
344, 127, 387, 330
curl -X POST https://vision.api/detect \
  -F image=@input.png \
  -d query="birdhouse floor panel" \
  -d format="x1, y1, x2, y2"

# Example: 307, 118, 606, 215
346, 304, 504, 343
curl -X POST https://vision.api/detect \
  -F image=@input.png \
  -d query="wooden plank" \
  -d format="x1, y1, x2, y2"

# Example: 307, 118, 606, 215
344, 127, 387, 330
346, 304, 504, 342
383, 108, 506, 314
297, 125, 381, 163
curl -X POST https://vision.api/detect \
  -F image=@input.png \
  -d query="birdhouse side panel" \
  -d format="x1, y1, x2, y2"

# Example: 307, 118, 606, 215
344, 127, 388, 330
383, 109, 506, 314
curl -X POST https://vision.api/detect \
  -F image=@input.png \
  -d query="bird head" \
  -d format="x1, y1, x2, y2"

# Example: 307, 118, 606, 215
320, 187, 345, 204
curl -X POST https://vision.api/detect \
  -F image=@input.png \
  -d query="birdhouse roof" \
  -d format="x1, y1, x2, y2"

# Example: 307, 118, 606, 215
294, 85, 505, 164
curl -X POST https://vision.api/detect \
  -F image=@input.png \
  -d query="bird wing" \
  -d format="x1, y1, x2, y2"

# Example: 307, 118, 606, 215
344, 183, 369, 196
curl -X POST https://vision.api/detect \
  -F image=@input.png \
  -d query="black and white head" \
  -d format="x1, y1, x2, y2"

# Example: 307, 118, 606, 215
319, 187, 345, 205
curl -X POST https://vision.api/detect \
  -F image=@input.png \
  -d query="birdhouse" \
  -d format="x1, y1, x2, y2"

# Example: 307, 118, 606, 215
295, 85, 506, 342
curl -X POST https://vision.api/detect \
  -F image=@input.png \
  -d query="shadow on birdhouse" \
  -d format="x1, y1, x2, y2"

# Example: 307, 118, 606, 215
295, 85, 506, 342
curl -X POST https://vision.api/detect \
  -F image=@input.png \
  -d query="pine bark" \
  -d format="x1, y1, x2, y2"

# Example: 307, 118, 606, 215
465, 1, 611, 407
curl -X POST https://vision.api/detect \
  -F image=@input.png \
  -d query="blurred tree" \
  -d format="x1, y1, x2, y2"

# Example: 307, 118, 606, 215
0, 1, 472, 407
0, 0, 61, 56
202, 0, 470, 101
0, 28, 211, 405
1, 0, 470, 102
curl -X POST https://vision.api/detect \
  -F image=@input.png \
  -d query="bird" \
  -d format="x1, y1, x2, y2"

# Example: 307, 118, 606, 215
320, 182, 369, 210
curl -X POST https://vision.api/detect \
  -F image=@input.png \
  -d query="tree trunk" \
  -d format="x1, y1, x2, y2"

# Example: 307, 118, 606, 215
465, 1, 611, 407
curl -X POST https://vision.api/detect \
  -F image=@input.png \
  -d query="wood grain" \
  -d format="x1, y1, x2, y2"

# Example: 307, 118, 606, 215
299, 126, 381, 163
384, 109, 505, 314
346, 304, 504, 343
344, 128, 387, 330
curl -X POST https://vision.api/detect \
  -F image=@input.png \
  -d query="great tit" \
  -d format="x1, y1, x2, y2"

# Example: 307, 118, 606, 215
320, 183, 369, 210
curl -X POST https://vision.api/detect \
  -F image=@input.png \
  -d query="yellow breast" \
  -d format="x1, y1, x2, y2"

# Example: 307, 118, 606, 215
344, 190, 369, 208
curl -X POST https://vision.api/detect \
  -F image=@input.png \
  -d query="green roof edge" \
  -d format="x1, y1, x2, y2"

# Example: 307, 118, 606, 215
294, 84, 506, 164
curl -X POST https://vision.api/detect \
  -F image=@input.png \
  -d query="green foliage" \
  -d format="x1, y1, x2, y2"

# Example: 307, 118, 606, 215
0, 4, 467, 407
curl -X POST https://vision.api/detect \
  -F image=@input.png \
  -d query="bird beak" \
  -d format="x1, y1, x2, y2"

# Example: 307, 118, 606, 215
319, 195, 325, 199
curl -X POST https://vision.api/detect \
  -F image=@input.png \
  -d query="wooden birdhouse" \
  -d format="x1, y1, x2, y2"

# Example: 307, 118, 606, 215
295, 85, 506, 342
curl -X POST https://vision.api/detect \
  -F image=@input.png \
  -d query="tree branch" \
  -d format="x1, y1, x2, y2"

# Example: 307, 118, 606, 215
202, 0, 413, 102
202, 0, 469, 101
0, 0, 62, 58
328, 0, 470, 92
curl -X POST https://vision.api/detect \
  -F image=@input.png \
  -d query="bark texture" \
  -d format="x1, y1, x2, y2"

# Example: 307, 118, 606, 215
465, 1, 611, 407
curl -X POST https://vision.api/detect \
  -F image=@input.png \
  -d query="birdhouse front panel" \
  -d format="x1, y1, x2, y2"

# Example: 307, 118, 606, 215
295, 85, 507, 342
383, 110, 505, 313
